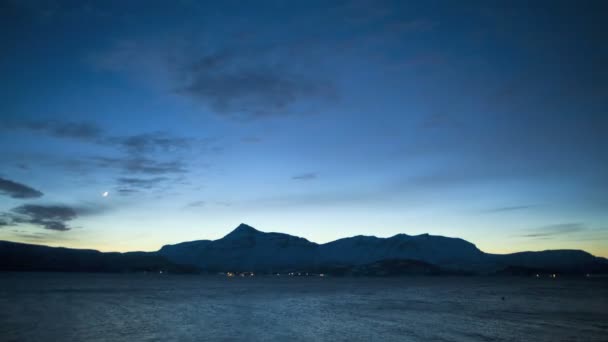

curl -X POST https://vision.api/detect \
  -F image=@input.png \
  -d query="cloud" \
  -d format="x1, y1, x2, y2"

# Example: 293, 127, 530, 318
177, 51, 335, 119
93, 157, 187, 174
8, 229, 72, 243
114, 175, 174, 197
484, 205, 533, 213
520, 223, 586, 238
9, 204, 78, 231
7, 119, 196, 153
116, 189, 139, 196
4, 119, 204, 178
4, 119, 202, 195
0, 177, 44, 199
117, 177, 169, 189
170, 46, 336, 119
11, 232, 48, 241
93, 38, 327, 120
291, 172, 318, 181
85, 6, 349, 121
5, 120, 103, 142
112, 133, 193, 154
5, 203, 108, 231
185, 200, 206, 208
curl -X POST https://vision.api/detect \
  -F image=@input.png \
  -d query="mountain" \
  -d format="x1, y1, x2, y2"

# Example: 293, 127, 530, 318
0, 240, 197, 273
2, 223, 607, 275
489, 250, 607, 274
317, 233, 488, 271
159, 224, 317, 271
158, 223, 608, 275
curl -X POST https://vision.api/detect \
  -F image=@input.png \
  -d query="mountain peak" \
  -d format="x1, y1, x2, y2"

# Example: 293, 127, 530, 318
223, 223, 260, 238
235, 223, 258, 231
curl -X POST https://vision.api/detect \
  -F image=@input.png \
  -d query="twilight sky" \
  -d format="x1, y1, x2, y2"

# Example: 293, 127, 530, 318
1, 0, 607, 256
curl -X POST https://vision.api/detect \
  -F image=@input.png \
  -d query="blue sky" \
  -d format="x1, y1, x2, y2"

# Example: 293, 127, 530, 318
1, 0, 607, 256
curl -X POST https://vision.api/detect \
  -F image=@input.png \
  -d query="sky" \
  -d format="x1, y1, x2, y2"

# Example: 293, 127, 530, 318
0, 0, 607, 256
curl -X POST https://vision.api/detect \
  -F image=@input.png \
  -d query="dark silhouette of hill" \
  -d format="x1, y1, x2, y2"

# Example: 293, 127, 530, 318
2, 223, 607, 275
0, 240, 197, 273
158, 223, 608, 275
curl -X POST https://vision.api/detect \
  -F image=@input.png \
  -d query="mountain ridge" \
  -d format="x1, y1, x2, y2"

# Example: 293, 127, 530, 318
0, 240, 197, 273
2, 223, 607, 275
157, 223, 607, 274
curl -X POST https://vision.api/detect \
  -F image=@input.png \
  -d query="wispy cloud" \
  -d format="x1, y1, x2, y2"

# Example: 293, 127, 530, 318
92, 157, 187, 175
520, 223, 586, 238
3, 120, 103, 142
484, 205, 533, 213
5, 119, 196, 153
185, 200, 206, 208
8, 230, 72, 244
3, 119, 216, 184
0, 177, 44, 199
117, 177, 169, 189
112, 133, 193, 154
291, 172, 318, 181
11, 232, 49, 241
116, 188, 139, 196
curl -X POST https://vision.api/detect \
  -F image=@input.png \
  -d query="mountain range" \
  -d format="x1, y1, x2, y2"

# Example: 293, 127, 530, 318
2, 223, 607, 275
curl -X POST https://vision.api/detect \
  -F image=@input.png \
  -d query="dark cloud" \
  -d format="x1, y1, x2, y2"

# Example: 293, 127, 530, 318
93, 157, 187, 174
0, 177, 44, 199
291, 172, 318, 181
177, 51, 335, 119
112, 133, 192, 154
5, 203, 108, 231
521, 223, 586, 238
5, 120, 103, 142
117, 177, 168, 189
10, 204, 78, 231
4, 119, 197, 155
116, 189, 139, 196
4, 119, 203, 178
